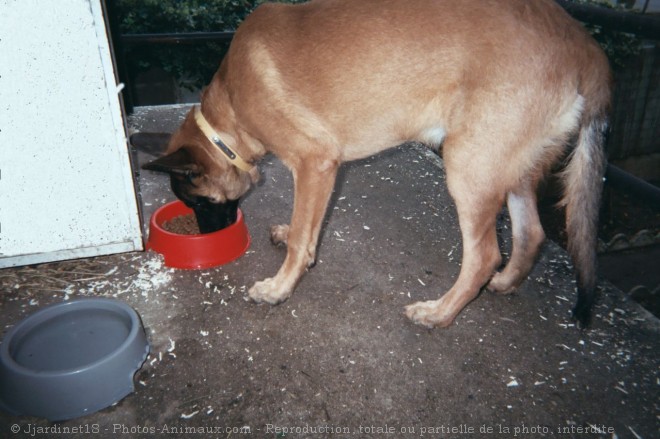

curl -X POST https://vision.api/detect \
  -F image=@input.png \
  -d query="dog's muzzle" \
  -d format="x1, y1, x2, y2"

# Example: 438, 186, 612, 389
188, 197, 239, 233
169, 174, 240, 233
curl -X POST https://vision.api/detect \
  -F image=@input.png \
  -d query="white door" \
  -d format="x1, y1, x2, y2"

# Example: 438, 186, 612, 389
0, 0, 143, 268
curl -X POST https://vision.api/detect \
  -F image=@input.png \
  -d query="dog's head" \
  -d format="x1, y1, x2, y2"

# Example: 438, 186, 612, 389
141, 107, 259, 233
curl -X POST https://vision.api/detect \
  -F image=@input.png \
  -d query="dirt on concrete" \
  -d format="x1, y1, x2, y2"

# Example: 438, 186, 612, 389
0, 105, 658, 439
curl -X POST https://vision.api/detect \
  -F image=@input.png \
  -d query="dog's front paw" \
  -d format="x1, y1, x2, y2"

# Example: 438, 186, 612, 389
270, 224, 289, 246
248, 277, 292, 305
404, 300, 454, 328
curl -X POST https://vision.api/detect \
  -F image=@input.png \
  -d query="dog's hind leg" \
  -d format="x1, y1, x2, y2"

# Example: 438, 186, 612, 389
249, 157, 338, 304
487, 179, 545, 295
406, 144, 505, 327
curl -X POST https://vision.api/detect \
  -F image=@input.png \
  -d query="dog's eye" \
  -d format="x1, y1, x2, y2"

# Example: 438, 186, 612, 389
176, 170, 200, 186
185, 172, 197, 184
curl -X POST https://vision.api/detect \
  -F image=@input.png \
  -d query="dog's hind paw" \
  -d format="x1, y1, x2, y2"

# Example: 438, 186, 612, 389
404, 300, 454, 328
270, 224, 289, 246
485, 271, 518, 295
248, 277, 292, 305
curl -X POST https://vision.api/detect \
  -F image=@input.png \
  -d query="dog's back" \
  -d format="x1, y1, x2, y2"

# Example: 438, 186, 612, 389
225, 0, 608, 157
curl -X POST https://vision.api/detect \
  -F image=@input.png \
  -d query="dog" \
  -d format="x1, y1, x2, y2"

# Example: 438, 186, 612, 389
143, 0, 611, 328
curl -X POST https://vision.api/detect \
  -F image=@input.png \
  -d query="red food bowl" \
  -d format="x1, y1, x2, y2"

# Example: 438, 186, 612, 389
147, 200, 250, 269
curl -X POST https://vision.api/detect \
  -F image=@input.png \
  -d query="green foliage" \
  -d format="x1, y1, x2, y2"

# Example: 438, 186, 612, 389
573, 0, 642, 70
115, 0, 305, 90
587, 24, 640, 70
118, 0, 259, 33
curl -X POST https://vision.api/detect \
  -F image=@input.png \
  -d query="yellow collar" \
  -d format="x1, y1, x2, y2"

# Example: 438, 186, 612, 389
193, 105, 254, 172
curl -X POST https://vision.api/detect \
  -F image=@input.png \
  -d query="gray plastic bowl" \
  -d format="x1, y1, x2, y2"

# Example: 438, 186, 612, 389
0, 298, 149, 421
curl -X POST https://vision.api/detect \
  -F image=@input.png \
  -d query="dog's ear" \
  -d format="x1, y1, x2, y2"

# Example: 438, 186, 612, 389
141, 148, 202, 176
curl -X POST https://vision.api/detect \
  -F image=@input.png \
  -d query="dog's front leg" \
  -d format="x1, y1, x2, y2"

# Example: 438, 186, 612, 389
249, 158, 338, 304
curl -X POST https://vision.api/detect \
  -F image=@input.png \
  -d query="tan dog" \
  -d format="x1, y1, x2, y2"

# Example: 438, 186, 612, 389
144, 0, 611, 328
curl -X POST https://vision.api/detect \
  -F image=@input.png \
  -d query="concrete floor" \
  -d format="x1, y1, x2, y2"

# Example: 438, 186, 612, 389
1, 104, 658, 438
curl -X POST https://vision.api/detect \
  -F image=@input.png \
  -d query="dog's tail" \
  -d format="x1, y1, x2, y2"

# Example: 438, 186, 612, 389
560, 76, 610, 328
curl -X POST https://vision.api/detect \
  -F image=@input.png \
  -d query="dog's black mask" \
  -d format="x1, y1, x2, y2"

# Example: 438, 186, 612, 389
170, 173, 239, 233
142, 148, 239, 234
